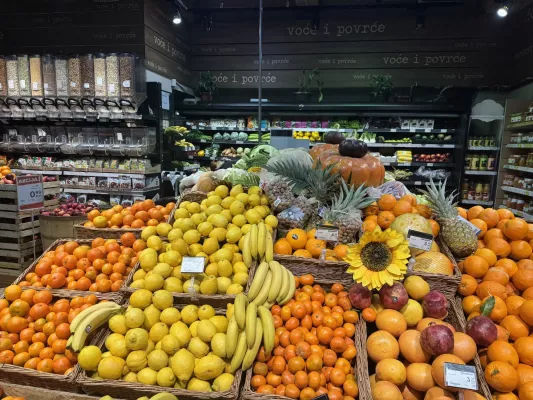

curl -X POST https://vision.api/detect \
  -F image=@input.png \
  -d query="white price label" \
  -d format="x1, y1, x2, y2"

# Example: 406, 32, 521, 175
315, 225, 339, 242
37, 128, 46, 137
457, 215, 481, 235
236, 141, 244, 144
32, 82, 39, 90
83, 83, 90, 89
8, 80, 14, 89
116, 132, 123, 141
415, 181, 422, 185
424, 128, 431, 133
20, 80, 26, 89
181, 257, 205, 274
273, 198, 281, 207
108, 83, 115, 93
70, 81, 77, 87
390, 128, 397, 132
444, 363, 478, 390
97, 77, 104, 85
16, 175, 44, 211
407, 229, 433, 251
259, 180, 267, 190
441, 129, 447, 133
123, 80, 131, 88
427, 163, 434, 166
318, 207, 326, 218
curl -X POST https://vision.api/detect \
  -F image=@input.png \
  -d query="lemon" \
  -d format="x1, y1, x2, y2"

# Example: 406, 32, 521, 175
170, 321, 191, 346
197, 221, 214, 237
230, 184, 244, 197
146, 236, 163, 252
202, 237, 219, 255
160, 308, 181, 326
226, 304, 234, 320
265, 224, 273, 235
174, 208, 189, 218
189, 321, 199, 338
214, 248, 233, 263
245, 209, 261, 224
143, 304, 161, 330
160, 334, 180, 355
188, 337, 209, 358
156, 223, 172, 237
141, 226, 157, 241
210, 315, 229, 333
233, 262, 248, 274
223, 243, 239, 253
199, 275, 218, 295
176, 218, 195, 232
183, 279, 200, 294
78, 346, 102, 371
125, 328, 149, 351
146, 339, 155, 355
105, 333, 124, 349
229, 201, 245, 216
183, 230, 201, 245
212, 373, 235, 392
206, 204, 223, 216
149, 322, 169, 342
232, 252, 243, 264
109, 337, 129, 358
109, 314, 128, 335
217, 259, 233, 278
265, 215, 278, 228
217, 277, 232, 294
123, 372, 137, 382
171, 266, 182, 279
197, 304, 215, 320
167, 228, 183, 241
164, 277, 183, 293
241, 224, 252, 235
226, 227, 242, 244
233, 272, 249, 286
151, 289, 173, 311
139, 248, 158, 272
215, 185, 229, 198
190, 212, 207, 226
187, 377, 212, 392
211, 333, 227, 358
98, 356, 125, 380
126, 350, 147, 372
208, 214, 228, 228
196, 320, 217, 342
221, 209, 233, 223
164, 251, 182, 268
226, 284, 243, 295
254, 206, 268, 218
187, 243, 203, 256
147, 349, 168, 371
206, 195, 222, 207
137, 367, 158, 385
133, 269, 147, 282
158, 253, 166, 263
248, 194, 261, 206
125, 307, 145, 328
186, 202, 201, 214
130, 289, 152, 309
221, 196, 235, 209
401, 299, 424, 327
157, 367, 176, 387
145, 273, 165, 292
130, 280, 145, 289
181, 305, 199, 325
152, 263, 172, 278
179, 201, 190, 209
260, 195, 269, 205
235, 193, 249, 205
205, 263, 219, 277
170, 238, 188, 256
209, 227, 227, 242
232, 214, 247, 227
403, 276, 431, 301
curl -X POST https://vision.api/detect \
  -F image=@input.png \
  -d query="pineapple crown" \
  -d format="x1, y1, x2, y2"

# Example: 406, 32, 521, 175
323, 180, 377, 222
419, 178, 459, 221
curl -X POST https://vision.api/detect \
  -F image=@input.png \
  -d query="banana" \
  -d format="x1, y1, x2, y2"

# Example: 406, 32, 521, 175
267, 261, 282, 302
70, 307, 122, 352
149, 393, 178, 400
279, 269, 296, 305
243, 233, 252, 268
241, 317, 263, 371
247, 262, 269, 301
264, 232, 274, 263
234, 293, 248, 330
245, 302, 257, 349
226, 316, 239, 358
70, 302, 121, 333
251, 270, 272, 307
258, 306, 275, 355
262, 300, 274, 309
230, 331, 247, 373
276, 266, 290, 303
257, 222, 266, 259
250, 224, 258, 260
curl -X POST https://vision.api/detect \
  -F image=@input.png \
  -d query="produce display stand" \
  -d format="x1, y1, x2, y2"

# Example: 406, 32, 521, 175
0, 382, 112, 400
0, 180, 60, 272
273, 254, 350, 284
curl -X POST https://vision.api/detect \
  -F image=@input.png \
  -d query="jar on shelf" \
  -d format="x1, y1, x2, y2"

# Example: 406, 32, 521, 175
6, 55, 19, 97
488, 154, 496, 170
475, 182, 483, 201
518, 133, 524, 143
513, 176, 520, 187
510, 134, 518, 144
42, 54, 56, 97
106, 53, 119, 98
94, 53, 106, 98
17, 54, 30, 97
482, 183, 490, 201
503, 173, 515, 186
0, 56, 6, 97
80, 54, 95, 97
490, 137, 496, 146
483, 136, 491, 147
465, 153, 472, 170
55, 56, 68, 97
468, 182, 475, 200
29, 54, 43, 97
471, 153, 480, 170
520, 155, 528, 167
517, 199, 525, 211
468, 137, 475, 147
68, 55, 81, 97
511, 197, 518, 209
119, 53, 135, 98
479, 153, 488, 171
509, 155, 520, 165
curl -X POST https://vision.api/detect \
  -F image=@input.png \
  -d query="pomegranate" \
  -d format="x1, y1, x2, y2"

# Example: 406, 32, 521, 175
420, 324, 454, 355
348, 283, 372, 310
379, 282, 408, 310
422, 291, 448, 320
466, 316, 497, 347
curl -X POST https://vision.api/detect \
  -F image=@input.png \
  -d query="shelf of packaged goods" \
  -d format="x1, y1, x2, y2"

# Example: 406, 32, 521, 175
461, 199, 494, 206
398, 180, 453, 187
501, 186, 533, 197
191, 127, 268, 132
381, 162, 454, 167
12, 169, 61, 175
463, 170, 498, 176
188, 139, 268, 146
506, 122, 533, 131
13, 169, 160, 178
281, 127, 456, 133
504, 165, 533, 173
467, 146, 500, 151
177, 155, 241, 162
171, 165, 200, 171
310, 142, 455, 148
62, 186, 160, 195
506, 144, 533, 149
499, 206, 533, 222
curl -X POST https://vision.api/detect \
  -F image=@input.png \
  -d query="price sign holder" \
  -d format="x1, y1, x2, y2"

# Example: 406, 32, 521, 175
315, 225, 339, 242
457, 215, 482, 236
444, 363, 478, 391
181, 257, 206, 300
16, 175, 44, 260
407, 229, 433, 252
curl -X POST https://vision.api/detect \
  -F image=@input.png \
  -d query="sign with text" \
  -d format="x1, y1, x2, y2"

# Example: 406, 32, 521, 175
315, 225, 339, 242
444, 363, 478, 391
181, 257, 205, 274
407, 229, 433, 251
457, 215, 482, 236
16, 175, 44, 211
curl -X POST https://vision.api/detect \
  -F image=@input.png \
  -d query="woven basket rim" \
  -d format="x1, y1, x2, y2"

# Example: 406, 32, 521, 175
274, 254, 349, 267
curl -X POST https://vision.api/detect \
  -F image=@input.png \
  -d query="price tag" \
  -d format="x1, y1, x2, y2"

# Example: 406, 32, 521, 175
123, 80, 131, 88
32, 82, 39, 91
236, 141, 244, 144
20, 80, 26, 89
427, 163, 434, 166
390, 128, 397, 132
407, 229, 433, 251
8, 80, 14, 89
116, 132, 123, 141
315, 225, 339, 242
444, 363, 478, 390
181, 257, 205, 274
70, 81, 77, 87
37, 128, 46, 137
259, 180, 267, 190
83, 83, 90, 89
273, 198, 281, 207
424, 128, 431, 133
97, 77, 103, 86
108, 83, 115, 93
441, 129, 447, 133
318, 207, 326, 218
16, 175, 44, 211
415, 181, 422, 185
457, 215, 482, 235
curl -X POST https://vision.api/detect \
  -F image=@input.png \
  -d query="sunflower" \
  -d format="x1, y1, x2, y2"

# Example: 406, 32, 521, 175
344, 227, 410, 290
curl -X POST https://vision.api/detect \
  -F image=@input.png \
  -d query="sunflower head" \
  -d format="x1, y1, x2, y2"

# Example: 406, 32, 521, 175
344, 227, 410, 290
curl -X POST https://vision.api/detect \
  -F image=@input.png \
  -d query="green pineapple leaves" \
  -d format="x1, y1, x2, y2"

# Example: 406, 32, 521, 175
420, 178, 459, 219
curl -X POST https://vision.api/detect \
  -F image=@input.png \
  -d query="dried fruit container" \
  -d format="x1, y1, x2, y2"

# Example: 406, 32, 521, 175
68, 54, 81, 97
42, 54, 56, 97
17, 54, 30, 96
106, 53, 119, 98
80, 54, 95, 97
6, 55, 19, 97
55, 55, 69, 97
119, 53, 135, 98
94, 53, 106, 98
0, 56, 7, 97
30, 54, 43, 97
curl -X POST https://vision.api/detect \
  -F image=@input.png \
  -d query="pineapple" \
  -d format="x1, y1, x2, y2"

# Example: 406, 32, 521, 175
421, 179, 477, 257
322, 181, 377, 243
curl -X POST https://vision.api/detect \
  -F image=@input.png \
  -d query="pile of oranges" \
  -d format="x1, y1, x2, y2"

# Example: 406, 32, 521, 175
274, 228, 349, 262
250, 274, 359, 400
83, 200, 176, 229
17, 234, 145, 293
0, 287, 100, 375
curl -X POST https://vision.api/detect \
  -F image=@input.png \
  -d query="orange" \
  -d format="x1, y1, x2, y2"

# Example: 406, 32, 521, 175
517, 363, 533, 389
513, 268, 533, 292
462, 295, 482, 315
4, 285, 22, 301
375, 309, 407, 337
483, 267, 510, 286
495, 258, 518, 277
377, 194, 396, 211
431, 354, 465, 392
458, 274, 478, 296
293, 249, 313, 259
477, 281, 508, 301
377, 211, 395, 229
485, 360, 518, 392
452, 332, 477, 363
475, 248, 497, 266
286, 229, 307, 250
515, 336, 533, 366
498, 208, 515, 221
417, 204, 432, 218
487, 340, 519, 368
485, 228, 504, 244
504, 218, 529, 240
392, 201, 412, 216
274, 239, 292, 255
464, 255, 489, 278
305, 239, 326, 258
507, 296, 527, 316
519, 299, 533, 325
333, 244, 348, 260
366, 331, 399, 363
468, 206, 484, 221
478, 208, 499, 229
470, 219, 488, 238
487, 238, 511, 258
520, 381, 533, 400
510, 240, 533, 260
500, 315, 530, 341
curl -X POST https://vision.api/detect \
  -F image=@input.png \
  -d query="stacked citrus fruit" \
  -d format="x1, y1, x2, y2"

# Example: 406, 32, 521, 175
249, 274, 359, 400
457, 206, 533, 398
17, 235, 145, 293
83, 200, 176, 229
0, 286, 100, 375
273, 229, 349, 261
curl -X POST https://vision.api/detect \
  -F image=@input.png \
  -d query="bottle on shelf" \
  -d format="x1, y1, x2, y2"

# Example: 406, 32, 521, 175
462, 179, 469, 200
475, 182, 483, 201
471, 153, 480, 170
488, 154, 496, 171
479, 153, 488, 171
468, 181, 476, 200
483, 183, 490, 202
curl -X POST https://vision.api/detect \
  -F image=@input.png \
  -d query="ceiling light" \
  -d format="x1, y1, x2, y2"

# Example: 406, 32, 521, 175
173, 10, 182, 24
497, 5, 508, 17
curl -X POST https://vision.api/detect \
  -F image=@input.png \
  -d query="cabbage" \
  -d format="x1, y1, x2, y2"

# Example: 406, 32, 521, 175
222, 133, 231, 140
230, 132, 239, 140
214, 133, 223, 140
250, 145, 279, 157
236, 147, 244, 154
238, 132, 248, 141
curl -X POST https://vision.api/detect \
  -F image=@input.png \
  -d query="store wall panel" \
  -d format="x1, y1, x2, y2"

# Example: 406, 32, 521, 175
144, 46, 194, 87
0, 0, 142, 14
509, 4, 533, 83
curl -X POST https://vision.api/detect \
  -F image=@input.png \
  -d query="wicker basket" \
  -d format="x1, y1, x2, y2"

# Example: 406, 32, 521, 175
74, 199, 179, 240
0, 289, 112, 393
77, 306, 243, 400
0, 383, 111, 400
180, 190, 208, 204
11, 238, 127, 303
274, 254, 351, 286
406, 238, 462, 298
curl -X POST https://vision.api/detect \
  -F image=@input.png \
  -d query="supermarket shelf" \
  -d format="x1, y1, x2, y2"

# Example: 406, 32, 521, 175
191, 126, 268, 132
499, 205, 533, 221
282, 127, 455, 134
12, 169, 60, 175
506, 144, 533, 149
178, 155, 240, 162
366, 143, 455, 148
506, 122, 533, 131
188, 139, 267, 146
171, 165, 199, 171
381, 162, 454, 167
464, 170, 498, 176
399, 179, 453, 186
13, 169, 160, 178
501, 186, 533, 197
461, 199, 494, 206
504, 165, 533, 173
62, 186, 159, 195
468, 146, 500, 151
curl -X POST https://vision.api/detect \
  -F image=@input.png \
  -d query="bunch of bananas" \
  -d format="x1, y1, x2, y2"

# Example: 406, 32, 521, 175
174, 139, 195, 147
241, 221, 273, 268
292, 130, 321, 142
100, 394, 177, 400
165, 126, 189, 135
68, 302, 123, 352
227, 259, 296, 372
